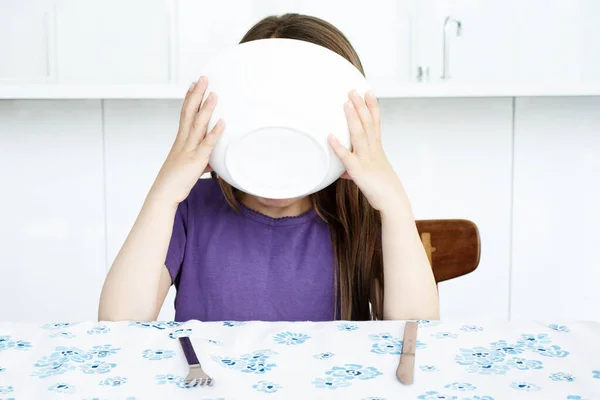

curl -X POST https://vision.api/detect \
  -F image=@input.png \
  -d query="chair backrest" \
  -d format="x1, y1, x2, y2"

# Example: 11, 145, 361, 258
415, 219, 480, 283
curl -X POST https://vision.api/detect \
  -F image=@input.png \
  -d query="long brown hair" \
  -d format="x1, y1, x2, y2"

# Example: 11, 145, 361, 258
211, 13, 383, 320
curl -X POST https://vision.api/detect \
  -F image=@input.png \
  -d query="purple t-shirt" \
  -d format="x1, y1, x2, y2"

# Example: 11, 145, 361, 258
165, 178, 335, 322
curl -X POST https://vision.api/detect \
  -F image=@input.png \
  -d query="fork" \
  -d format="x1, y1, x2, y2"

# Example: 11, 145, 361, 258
178, 337, 213, 387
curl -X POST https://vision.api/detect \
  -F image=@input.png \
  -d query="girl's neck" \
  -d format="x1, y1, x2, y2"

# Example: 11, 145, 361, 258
239, 194, 313, 219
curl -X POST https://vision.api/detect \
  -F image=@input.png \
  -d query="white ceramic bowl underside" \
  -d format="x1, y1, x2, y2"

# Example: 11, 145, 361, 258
202, 38, 371, 199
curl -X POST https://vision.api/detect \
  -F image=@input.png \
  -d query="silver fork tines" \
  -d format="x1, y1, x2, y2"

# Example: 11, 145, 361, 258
185, 364, 213, 387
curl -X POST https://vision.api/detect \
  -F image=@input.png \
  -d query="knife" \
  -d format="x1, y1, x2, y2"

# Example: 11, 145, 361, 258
396, 320, 418, 384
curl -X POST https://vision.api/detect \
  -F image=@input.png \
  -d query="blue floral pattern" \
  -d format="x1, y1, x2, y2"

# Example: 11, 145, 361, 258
81, 360, 116, 374
337, 323, 359, 332
41, 322, 75, 330
0, 336, 31, 352
223, 321, 246, 327
418, 391, 458, 399
455, 332, 573, 376
314, 352, 335, 360
87, 325, 110, 335
369, 332, 426, 355
548, 324, 570, 333
510, 382, 541, 391
1, 320, 599, 398
433, 332, 458, 339
312, 364, 382, 390
550, 372, 576, 382
142, 349, 175, 360
49, 332, 75, 339
168, 329, 192, 339
273, 331, 310, 345
505, 357, 544, 370
48, 382, 76, 394
461, 325, 484, 332
100, 376, 127, 387
32, 344, 120, 379
326, 364, 383, 380
129, 321, 182, 330
0, 386, 13, 394
252, 380, 281, 393
212, 349, 278, 374
155, 374, 191, 389
312, 377, 351, 389
90, 345, 121, 358
444, 382, 476, 391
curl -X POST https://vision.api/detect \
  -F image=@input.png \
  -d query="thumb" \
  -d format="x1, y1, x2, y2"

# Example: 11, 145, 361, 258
328, 134, 358, 173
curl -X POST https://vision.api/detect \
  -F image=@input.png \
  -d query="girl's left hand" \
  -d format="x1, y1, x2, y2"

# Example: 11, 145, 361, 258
328, 90, 406, 213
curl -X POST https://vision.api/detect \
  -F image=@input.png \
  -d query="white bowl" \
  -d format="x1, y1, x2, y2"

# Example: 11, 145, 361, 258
201, 38, 371, 199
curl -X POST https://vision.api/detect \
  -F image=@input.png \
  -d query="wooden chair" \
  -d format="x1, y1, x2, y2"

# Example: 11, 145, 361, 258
415, 219, 480, 283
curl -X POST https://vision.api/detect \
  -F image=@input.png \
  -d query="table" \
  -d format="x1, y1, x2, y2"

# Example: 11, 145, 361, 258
1, 320, 599, 399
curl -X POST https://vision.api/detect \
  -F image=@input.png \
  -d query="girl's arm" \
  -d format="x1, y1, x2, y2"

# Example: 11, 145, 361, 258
98, 197, 178, 322
328, 90, 440, 320
98, 77, 224, 321
379, 193, 440, 321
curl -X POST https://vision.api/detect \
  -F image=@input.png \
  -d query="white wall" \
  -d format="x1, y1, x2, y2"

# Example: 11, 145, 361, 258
1, 97, 599, 322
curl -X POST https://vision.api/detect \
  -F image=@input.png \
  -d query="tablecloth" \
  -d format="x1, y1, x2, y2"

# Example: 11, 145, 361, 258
1, 320, 599, 399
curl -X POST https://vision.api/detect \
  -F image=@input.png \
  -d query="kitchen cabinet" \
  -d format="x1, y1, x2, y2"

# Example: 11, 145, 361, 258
0, 100, 106, 322
513, 0, 600, 83
297, 0, 413, 84
511, 97, 600, 321
54, 0, 171, 83
177, 0, 260, 84
0, 0, 55, 82
380, 97, 513, 319
177, 0, 413, 87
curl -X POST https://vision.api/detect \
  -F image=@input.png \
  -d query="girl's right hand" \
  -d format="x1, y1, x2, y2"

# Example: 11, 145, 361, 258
151, 76, 225, 206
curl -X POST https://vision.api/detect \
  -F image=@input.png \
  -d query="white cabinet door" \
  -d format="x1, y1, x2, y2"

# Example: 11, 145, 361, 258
0, 0, 54, 82
513, 0, 600, 83
511, 97, 600, 321
178, 0, 412, 86
298, 0, 412, 84
177, 0, 260, 84
55, 0, 171, 83
413, 0, 517, 83
0, 100, 106, 323
380, 98, 513, 319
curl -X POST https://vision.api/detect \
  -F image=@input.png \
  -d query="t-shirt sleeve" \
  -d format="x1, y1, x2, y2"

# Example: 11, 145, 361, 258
165, 198, 188, 285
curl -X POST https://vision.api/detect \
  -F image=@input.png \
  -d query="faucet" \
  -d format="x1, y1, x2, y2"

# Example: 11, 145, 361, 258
441, 16, 462, 80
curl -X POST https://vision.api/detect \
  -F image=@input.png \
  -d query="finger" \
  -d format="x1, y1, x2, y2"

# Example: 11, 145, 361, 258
186, 92, 218, 150
340, 171, 352, 180
349, 90, 373, 130
344, 100, 368, 154
196, 119, 225, 161
364, 90, 380, 137
178, 77, 208, 141
328, 134, 359, 173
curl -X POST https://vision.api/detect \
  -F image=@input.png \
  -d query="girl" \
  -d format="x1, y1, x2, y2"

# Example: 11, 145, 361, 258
98, 13, 439, 322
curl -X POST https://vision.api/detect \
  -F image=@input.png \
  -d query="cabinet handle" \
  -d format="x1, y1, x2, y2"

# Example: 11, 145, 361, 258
166, 0, 179, 83
43, 8, 57, 82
